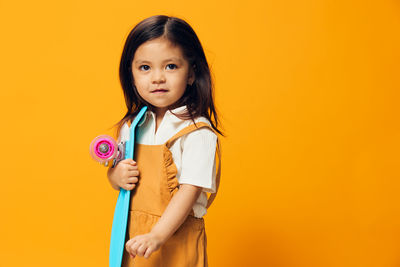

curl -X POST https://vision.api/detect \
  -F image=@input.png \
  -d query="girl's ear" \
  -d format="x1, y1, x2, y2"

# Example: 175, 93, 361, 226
188, 64, 196, 86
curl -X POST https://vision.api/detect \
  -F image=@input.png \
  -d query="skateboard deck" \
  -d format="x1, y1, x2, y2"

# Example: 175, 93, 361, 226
109, 106, 147, 267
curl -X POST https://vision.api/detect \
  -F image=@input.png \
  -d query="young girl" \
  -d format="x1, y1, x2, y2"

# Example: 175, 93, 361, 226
106, 15, 222, 267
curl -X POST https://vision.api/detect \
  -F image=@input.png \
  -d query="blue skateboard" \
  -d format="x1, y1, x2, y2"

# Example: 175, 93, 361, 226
90, 106, 148, 267
109, 106, 147, 267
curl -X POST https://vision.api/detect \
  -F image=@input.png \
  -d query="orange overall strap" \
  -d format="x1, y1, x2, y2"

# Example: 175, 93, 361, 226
165, 122, 213, 148
165, 122, 221, 209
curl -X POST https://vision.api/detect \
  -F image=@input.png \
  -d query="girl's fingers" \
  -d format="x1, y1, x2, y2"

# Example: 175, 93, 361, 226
130, 240, 142, 255
123, 183, 135, 190
126, 244, 137, 256
136, 244, 147, 257
143, 246, 153, 259
128, 170, 139, 176
126, 236, 155, 258
126, 239, 136, 251
126, 168, 138, 174
128, 177, 139, 183
122, 159, 136, 165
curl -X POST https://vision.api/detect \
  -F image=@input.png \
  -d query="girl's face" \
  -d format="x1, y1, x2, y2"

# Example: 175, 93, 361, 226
132, 37, 195, 116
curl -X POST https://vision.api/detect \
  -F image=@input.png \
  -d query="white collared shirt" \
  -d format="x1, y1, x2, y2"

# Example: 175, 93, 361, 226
122, 106, 217, 218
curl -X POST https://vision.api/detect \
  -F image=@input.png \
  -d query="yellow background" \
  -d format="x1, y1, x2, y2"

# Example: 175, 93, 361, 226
1, 1, 399, 266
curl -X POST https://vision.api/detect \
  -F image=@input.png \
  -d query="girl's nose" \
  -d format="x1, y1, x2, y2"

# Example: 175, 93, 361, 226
151, 70, 166, 84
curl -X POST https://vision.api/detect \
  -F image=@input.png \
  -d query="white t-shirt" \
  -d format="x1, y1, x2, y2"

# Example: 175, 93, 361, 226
121, 105, 217, 218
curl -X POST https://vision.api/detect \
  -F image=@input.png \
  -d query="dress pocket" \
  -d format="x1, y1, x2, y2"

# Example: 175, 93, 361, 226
128, 210, 160, 238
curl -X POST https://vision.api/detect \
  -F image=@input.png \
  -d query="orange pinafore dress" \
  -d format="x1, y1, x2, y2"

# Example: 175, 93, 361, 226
121, 122, 220, 267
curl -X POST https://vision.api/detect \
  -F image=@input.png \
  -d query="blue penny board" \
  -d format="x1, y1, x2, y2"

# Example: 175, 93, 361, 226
109, 106, 148, 267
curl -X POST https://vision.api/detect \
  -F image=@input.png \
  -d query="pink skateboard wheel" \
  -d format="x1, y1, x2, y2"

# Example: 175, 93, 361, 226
89, 135, 118, 163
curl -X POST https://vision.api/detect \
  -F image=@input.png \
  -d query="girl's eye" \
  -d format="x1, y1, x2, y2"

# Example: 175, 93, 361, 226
166, 64, 177, 70
139, 65, 150, 71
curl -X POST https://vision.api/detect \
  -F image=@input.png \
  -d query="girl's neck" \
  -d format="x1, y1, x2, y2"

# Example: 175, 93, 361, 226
155, 107, 167, 132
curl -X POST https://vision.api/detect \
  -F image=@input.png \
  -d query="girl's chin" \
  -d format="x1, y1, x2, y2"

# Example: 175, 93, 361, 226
149, 101, 174, 109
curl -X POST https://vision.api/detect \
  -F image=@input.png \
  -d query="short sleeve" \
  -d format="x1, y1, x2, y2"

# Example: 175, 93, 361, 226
118, 122, 130, 143
179, 127, 217, 193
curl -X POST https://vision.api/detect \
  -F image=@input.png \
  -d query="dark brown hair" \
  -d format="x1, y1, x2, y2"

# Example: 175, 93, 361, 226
114, 15, 223, 137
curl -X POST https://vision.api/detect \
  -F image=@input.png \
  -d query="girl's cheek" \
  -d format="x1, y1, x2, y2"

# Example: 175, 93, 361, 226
136, 76, 149, 85
134, 78, 146, 89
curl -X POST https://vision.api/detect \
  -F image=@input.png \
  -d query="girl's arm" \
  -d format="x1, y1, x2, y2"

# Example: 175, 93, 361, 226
125, 184, 202, 258
151, 184, 202, 240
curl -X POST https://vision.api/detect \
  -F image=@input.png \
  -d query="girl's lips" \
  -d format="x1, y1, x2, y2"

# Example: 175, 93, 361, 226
151, 89, 168, 93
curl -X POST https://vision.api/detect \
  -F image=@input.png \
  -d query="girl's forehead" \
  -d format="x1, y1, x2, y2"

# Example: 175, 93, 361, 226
134, 38, 185, 61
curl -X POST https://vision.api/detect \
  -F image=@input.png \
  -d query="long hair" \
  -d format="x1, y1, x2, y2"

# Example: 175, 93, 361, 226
114, 15, 223, 137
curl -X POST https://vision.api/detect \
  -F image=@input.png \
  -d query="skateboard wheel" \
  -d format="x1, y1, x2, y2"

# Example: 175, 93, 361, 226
90, 135, 118, 164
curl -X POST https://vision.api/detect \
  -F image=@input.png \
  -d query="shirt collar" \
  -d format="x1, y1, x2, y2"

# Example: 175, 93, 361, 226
138, 105, 188, 126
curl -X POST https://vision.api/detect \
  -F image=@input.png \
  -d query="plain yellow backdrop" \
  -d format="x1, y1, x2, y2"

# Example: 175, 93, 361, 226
1, 0, 399, 266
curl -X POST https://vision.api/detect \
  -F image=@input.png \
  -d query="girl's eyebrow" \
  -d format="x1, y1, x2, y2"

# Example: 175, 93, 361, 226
134, 58, 183, 64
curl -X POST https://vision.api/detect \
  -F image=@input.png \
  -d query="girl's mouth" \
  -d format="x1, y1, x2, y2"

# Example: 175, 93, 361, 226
151, 89, 168, 93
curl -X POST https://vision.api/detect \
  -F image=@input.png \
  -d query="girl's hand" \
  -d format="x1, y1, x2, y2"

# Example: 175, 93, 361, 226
125, 232, 164, 259
107, 159, 139, 191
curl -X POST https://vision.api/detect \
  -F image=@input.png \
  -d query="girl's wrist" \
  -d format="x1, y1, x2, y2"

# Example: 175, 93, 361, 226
150, 227, 169, 244
107, 169, 120, 190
